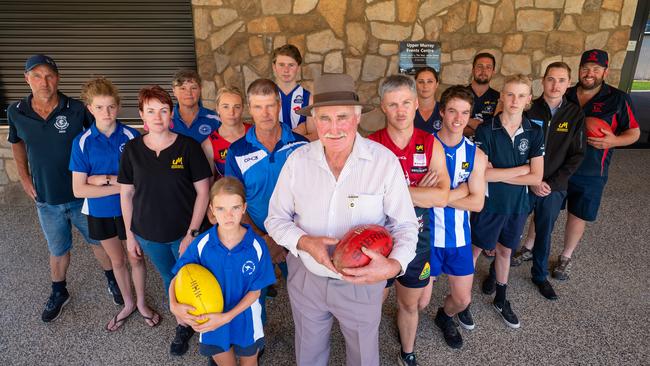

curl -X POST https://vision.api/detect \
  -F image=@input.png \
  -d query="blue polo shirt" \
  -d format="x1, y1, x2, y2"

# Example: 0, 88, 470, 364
474, 115, 545, 214
171, 104, 221, 143
172, 224, 276, 349
7, 92, 92, 205
225, 124, 308, 232
469, 86, 500, 124
414, 104, 442, 134
69, 122, 140, 218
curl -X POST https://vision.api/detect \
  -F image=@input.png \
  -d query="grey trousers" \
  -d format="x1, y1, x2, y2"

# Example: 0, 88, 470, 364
286, 254, 386, 366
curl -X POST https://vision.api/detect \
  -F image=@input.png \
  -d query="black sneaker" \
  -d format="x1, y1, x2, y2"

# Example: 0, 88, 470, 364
456, 305, 475, 330
493, 300, 520, 329
266, 284, 278, 298
170, 324, 195, 356
434, 308, 463, 349
481, 275, 496, 295
533, 279, 558, 300
42, 290, 70, 322
107, 280, 124, 305
397, 351, 418, 366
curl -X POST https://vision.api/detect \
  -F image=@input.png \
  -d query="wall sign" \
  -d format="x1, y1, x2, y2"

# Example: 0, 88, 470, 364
399, 41, 441, 75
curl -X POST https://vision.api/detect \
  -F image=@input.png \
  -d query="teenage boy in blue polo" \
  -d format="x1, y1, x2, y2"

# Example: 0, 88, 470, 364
471, 74, 544, 329
7, 55, 118, 322
171, 69, 221, 143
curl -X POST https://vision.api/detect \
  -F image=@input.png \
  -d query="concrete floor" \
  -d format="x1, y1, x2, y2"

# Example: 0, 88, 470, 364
0, 150, 648, 366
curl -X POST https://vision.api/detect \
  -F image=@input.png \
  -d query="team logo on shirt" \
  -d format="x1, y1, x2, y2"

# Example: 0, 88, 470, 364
54, 116, 69, 133
415, 144, 424, 152
219, 149, 228, 160
556, 122, 569, 132
462, 161, 470, 169
483, 103, 495, 114
171, 157, 184, 169
433, 119, 442, 131
419, 262, 431, 280
242, 260, 256, 275
518, 138, 529, 155
592, 102, 605, 113
293, 95, 303, 104
119, 142, 126, 152
198, 124, 212, 135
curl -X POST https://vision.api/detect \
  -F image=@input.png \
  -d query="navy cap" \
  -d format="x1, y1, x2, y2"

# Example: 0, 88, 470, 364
580, 49, 609, 68
25, 54, 58, 73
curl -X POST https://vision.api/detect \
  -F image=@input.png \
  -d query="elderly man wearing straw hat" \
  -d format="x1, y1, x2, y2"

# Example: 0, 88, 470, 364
265, 74, 418, 366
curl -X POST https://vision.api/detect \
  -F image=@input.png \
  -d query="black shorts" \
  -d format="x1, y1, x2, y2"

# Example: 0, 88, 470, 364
564, 174, 608, 222
386, 250, 431, 289
87, 215, 127, 241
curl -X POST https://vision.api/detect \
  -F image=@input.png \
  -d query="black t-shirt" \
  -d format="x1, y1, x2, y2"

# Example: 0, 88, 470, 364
118, 134, 212, 242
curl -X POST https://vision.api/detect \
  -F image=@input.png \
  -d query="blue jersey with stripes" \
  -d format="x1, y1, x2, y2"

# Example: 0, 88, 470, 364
171, 104, 221, 143
69, 122, 140, 217
172, 224, 276, 349
225, 124, 308, 232
430, 135, 476, 248
279, 85, 310, 129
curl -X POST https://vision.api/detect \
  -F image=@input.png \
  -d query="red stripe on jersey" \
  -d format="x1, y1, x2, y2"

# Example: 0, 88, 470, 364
626, 101, 639, 129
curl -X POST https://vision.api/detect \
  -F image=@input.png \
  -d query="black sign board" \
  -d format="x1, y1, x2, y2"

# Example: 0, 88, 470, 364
399, 41, 441, 75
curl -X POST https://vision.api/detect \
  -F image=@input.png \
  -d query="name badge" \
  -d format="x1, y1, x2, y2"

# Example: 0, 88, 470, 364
347, 195, 358, 208
413, 153, 427, 167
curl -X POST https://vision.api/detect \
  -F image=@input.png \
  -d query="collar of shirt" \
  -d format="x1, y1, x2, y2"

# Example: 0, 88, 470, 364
172, 104, 218, 126
89, 120, 126, 139
210, 224, 255, 253
245, 122, 297, 152
18, 91, 70, 118
491, 114, 534, 131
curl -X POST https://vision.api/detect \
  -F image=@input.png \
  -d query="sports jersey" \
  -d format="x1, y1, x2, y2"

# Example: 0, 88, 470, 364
171, 104, 221, 143
430, 135, 476, 248
279, 85, 310, 129
69, 121, 140, 217
469, 86, 499, 123
207, 124, 252, 176
566, 83, 638, 177
7, 92, 92, 205
225, 123, 308, 232
368, 127, 434, 254
414, 104, 442, 134
172, 224, 276, 349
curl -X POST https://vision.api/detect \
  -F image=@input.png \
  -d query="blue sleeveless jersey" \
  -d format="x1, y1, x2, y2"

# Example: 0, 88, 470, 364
279, 85, 310, 129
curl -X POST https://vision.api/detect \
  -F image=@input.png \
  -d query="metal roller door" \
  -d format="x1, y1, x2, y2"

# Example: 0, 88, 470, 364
0, 0, 196, 123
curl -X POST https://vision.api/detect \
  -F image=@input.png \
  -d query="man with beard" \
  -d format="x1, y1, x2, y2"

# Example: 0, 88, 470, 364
465, 53, 500, 137
550, 50, 639, 281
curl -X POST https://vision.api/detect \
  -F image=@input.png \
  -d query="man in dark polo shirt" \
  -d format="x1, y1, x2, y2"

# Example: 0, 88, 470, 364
464, 52, 500, 137
7, 54, 118, 322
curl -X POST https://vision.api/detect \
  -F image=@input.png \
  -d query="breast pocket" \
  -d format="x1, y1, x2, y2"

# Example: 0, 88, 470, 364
350, 194, 385, 226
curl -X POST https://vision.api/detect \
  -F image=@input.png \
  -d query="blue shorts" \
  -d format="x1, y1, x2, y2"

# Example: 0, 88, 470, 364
470, 211, 528, 250
200, 338, 264, 357
430, 244, 474, 277
565, 174, 608, 222
386, 250, 431, 288
36, 199, 99, 256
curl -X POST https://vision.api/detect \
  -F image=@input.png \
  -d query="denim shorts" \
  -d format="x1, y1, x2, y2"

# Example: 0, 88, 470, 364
35, 199, 99, 257
135, 234, 182, 292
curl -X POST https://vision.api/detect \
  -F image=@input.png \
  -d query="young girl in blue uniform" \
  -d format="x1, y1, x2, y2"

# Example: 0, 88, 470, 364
169, 177, 276, 366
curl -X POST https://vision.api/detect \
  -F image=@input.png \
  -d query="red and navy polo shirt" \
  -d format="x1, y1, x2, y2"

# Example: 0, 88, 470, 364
207, 123, 252, 177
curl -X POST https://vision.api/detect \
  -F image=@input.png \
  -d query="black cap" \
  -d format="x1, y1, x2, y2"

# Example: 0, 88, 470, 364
580, 49, 609, 68
25, 54, 58, 73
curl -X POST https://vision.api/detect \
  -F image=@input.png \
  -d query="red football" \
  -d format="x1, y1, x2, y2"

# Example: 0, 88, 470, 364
332, 224, 393, 272
585, 117, 612, 138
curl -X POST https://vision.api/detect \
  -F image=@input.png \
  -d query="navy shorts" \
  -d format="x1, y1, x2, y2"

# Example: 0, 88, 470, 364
430, 244, 474, 277
200, 338, 264, 358
87, 215, 127, 241
564, 174, 608, 222
386, 250, 431, 288
470, 211, 528, 250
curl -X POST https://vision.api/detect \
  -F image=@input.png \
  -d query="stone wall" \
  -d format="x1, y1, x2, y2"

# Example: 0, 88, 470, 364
192, 0, 638, 132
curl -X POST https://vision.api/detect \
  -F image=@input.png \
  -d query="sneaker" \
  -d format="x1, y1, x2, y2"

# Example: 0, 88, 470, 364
552, 255, 571, 281
170, 324, 195, 356
511, 247, 533, 267
42, 290, 71, 322
107, 280, 124, 305
456, 305, 475, 330
266, 284, 278, 298
533, 279, 558, 300
397, 351, 418, 366
434, 308, 463, 349
481, 275, 496, 295
493, 300, 520, 329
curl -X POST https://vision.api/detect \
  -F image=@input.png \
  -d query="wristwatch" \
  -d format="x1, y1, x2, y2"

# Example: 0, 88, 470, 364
189, 229, 200, 238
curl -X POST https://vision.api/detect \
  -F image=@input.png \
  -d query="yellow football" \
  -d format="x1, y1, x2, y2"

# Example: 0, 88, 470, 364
174, 264, 224, 323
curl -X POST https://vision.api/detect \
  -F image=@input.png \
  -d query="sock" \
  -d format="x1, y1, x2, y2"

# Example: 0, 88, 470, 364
495, 282, 507, 305
52, 280, 67, 294
104, 269, 116, 283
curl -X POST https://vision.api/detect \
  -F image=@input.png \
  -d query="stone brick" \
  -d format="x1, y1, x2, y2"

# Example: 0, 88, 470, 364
547, 31, 585, 55
306, 29, 344, 54
564, 0, 585, 13
600, 10, 619, 29
575, 11, 600, 32
304, 53, 323, 63
2, 160, 16, 182
0, 149, 12, 159
368, 35, 379, 53
195, 40, 211, 59
516, 10, 555, 32
345, 58, 363, 80
532, 78, 543, 97
366, 1, 395, 22
397, 0, 418, 22
469, 0, 479, 22
192, 0, 222, 5
249, 54, 271, 76
273, 36, 287, 50
324, 51, 344, 73
452, 48, 476, 61
370, 22, 412, 41
379, 43, 399, 56
607, 29, 630, 52
515, 0, 534, 7
0, 171, 8, 186
223, 65, 243, 89
602, 0, 623, 11
558, 15, 577, 31
198, 55, 216, 80
287, 35, 306, 56
293, 0, 318, 14
585, 31, 610, 50
261, 0, 291, 14
247, 17, 280, 33
214, 52, 230, 74
224, 34, 250, 64
610, 50, 627, 69
419, 0, 460, 20
443, 2, 468, 33
583, 0, 601, 11
411, 22, 424, 41
477, 48, 503, 70
360, 108, 386, 133
248, 36, 265, 57
318, 0, 347, 37
362, 55, 388, 81
492, 0, 515, 33
476, 5, 494, 33
201, 80, 216, 103
563, 55, 581, 80
210, 21, 244, 50
424, 17, 443, 41
441, 53, 452, 63
541, 55, 562, 74
501, 54, 532, 75
302, 63, 322, 80
193, 7, 211, 40
347, 23, 368, 56
533, 50, 545, 61
480, 0, 500, 4
242, 65, 259, 92
278, 14, 328, 33
503, 34, 524, 52
211, 8, 238, 28
621, 0, 636, 26
347, 0, 366, 21
441, 63, 472, 85
535, 0, 564, 8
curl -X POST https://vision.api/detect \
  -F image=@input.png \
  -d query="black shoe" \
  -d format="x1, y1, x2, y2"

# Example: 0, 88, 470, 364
42, 290, 71, 322
207, 357, 217, 366
533, 279, 558, 300
493, 300, 520, 329
434, 308, 463, 349
170, 325, 195, 356
481, 275, 496, 295
266, 284, 278, 298
107, 280, 124, 305
456, 305, 475, 330
397, 351, 418, 366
